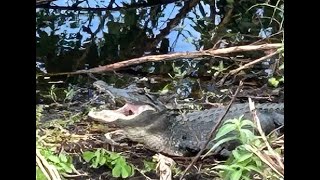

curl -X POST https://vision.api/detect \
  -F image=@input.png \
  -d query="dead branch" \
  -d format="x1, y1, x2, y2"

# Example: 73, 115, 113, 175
179, 81, 243, 180
229, 50, 280, 75
44, 43, 282, 77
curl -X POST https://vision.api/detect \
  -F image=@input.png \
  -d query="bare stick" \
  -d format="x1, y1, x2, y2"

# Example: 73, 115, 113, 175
179, 81, 243, 180
43, 43, 282, 77
218, 50, 280, 85
229, 50, 279, 75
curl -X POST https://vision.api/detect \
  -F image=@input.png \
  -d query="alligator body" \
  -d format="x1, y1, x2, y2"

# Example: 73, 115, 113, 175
88, 100, 284, 156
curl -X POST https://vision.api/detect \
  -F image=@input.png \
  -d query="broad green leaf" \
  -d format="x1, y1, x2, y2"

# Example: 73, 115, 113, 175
244, 165, 263, 174
204, 137, 238, 157
82, 151, 95, 162
229, 164, 244, 169
109, 152, 120, 160
112, 164, 122, 178
99, 156, 107, 166
225, 118, 240, 125
254, 157, 262, 167
240, 129, 255, 143
214, 124, 237, 140
59, 163, 73, 173
237, 152, 253, 163
212, 164, 235, 171
230, 169, 242, 180
121, 165, 132, 178
59, 153, 68, 163
232, 149, 241, 159
115, 157, 127, 167
143, 160, 156, 172
240, 120, 255, 128
93, 150, 101, 167
48, 155, 60, 163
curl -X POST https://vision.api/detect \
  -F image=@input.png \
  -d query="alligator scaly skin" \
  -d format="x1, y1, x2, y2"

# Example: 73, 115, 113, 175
103, 103, 284, 156
167, 103, 284, 156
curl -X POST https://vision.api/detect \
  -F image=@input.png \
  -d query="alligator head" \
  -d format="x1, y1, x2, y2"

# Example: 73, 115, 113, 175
88, 102, 157, 125
92, 80, 165, 111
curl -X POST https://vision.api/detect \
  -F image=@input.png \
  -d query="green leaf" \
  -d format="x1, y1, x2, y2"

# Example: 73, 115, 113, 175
82, 151, 95, 162
109, 152, 120, 160
244, 165, 263, 174
59, 153, 68, 163
204, 137, 238, 157
254, 157, 262, 167
268, 77, 279, 87
214, 124, 237, 140
230, 169, 242, 180
112, 164, 122, 178
239, 120, 255, 128
143, 160, 157, 172
237, 152, 253, 162
48, 155, 60, 164
59, 162, 73, 173
213, 164, 235, 171
121, 165, 132, 178
239, 129, 256, 142
99, 156, 107, 166
232, 148, 242, 159
225, 118, 240, 125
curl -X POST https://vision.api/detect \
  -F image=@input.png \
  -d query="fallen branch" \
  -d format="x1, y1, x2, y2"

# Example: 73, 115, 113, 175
44, 43, 282, 77
179, 81, 243, 180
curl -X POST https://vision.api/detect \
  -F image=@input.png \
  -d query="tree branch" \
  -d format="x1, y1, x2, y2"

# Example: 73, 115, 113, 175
36, 0, 181, 12
43, 43, 282, 76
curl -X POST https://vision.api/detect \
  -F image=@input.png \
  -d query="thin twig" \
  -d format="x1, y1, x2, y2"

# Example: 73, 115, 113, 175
179, 81, 243, 180
229, 50, 279, 75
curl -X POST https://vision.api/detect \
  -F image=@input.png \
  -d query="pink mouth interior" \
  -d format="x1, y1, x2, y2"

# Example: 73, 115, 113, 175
88, 102, 156, 123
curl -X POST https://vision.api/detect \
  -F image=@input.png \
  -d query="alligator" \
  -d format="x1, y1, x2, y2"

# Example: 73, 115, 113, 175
88, 81, 284, 157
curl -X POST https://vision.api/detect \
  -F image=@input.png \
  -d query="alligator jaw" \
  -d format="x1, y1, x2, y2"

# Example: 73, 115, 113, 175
88, 103, 156, 123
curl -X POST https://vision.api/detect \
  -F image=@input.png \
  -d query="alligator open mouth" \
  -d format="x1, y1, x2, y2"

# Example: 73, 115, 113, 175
88, 103, 156, 123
